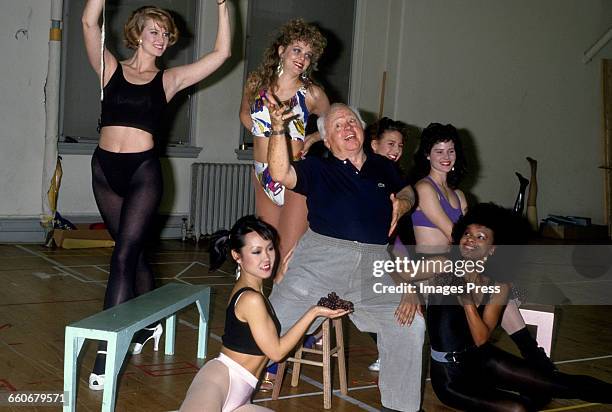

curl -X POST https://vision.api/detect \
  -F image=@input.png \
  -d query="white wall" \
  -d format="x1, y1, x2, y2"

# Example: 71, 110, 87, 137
1, 0, 611, 231
0, 1, 49, 217
352, 0, 612, 224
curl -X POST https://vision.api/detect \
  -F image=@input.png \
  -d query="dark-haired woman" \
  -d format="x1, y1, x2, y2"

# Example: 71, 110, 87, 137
82, 0, 230, 390
179, 216, 349, 412
366, 117, 406, 164
411, 123, 468, 252
407, 204, 612, 411
239, 19, 330, 279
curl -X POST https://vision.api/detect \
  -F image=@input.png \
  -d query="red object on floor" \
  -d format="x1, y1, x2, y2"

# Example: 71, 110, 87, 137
89, 222, 106, 230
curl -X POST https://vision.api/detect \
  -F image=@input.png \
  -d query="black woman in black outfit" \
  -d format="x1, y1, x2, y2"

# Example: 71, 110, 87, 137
405, 203, 612, 411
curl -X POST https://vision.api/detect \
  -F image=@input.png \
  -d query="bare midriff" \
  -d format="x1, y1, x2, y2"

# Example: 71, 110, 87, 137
414, 226, 451, 254
99, 126, 154, 153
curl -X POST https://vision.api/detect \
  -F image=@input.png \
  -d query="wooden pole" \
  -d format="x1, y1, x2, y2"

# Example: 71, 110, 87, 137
378, 71, 387, 119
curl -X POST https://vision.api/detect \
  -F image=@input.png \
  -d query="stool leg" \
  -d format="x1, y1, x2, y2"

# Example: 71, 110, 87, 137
290, 339, 305, 387
63, 329, 84, 412
196, 291, 210, 359
333, 318, 348, 395
165, 314, 176, 355
101, 334, 130, 412
322, 320, 331, 409
271, 361, 286, 400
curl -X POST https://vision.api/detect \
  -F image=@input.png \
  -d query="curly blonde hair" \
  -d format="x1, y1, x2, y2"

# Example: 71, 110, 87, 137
124, 6, 179, 50
245, 19, 327, 103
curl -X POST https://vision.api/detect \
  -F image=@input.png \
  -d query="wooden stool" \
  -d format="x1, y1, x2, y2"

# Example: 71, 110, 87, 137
272, 318, 347, 409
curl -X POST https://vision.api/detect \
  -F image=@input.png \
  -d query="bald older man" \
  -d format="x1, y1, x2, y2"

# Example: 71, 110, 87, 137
265, 101, 424, 412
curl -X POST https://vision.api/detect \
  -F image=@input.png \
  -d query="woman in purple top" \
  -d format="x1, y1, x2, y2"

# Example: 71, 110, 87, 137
411, 123, 468, 253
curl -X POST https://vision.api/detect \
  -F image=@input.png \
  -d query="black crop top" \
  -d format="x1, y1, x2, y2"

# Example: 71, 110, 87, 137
222, 287, 282, 356
99, 64, 167, 135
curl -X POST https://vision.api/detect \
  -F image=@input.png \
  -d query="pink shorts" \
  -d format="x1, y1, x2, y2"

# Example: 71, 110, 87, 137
216, 353, 259, 412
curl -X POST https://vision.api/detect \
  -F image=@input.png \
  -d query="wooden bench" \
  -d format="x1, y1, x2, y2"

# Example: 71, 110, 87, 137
63, 283, 211, 412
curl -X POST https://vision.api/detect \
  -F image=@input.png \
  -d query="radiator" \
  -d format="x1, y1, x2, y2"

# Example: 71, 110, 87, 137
189, 163, 255, 240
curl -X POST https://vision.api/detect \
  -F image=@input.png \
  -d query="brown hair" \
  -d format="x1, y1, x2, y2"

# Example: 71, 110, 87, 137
245, 19, 327, 103
123, 6, 179, 50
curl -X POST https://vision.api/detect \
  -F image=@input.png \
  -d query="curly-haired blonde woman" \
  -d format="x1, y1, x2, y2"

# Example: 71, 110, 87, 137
239, 19, 330, 282
82, 0, 230, 390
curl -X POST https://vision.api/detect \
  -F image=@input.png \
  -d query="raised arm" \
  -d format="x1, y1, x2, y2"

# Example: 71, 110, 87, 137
164, 1, 231, 100
82, 0, 117, 80
414, 180, 455, 242
238, 292, 347, 362
266, 95, 298, 188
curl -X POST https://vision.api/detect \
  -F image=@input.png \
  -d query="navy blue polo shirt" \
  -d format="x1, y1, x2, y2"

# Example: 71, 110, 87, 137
292, 152, 405, 244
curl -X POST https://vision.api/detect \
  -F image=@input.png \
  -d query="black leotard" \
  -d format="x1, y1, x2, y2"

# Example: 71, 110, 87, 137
222, 287, 282, 356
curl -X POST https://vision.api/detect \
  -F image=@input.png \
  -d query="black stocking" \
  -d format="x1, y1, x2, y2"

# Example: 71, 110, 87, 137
431, 344, 612, 411
513, 172, 529, 215
91, 153, 162, 374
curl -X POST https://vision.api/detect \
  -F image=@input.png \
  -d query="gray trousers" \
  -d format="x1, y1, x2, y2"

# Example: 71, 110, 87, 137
269, 230, 425, 412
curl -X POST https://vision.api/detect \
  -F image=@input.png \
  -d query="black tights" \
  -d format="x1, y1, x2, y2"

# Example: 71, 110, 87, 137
431, 343, 612, 412
91, 147, 162, 373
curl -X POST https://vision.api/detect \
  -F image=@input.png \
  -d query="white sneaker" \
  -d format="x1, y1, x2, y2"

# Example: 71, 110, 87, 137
88, 373, 105, 390
368, 358, 380, 372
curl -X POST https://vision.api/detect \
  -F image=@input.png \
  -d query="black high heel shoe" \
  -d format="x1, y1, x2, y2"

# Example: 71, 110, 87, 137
130, 323, 163, 355
513, 172, 529, 215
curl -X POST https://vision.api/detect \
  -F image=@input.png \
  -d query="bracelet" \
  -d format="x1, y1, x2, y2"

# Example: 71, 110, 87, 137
270, 130, 285, 136
217, 0, 226, 4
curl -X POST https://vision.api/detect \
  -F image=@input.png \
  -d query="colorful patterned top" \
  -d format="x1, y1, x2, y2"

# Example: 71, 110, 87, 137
250, 87, 309, 141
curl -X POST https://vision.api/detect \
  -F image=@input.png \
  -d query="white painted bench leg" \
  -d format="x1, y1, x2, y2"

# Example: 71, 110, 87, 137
63, 328, 84, 412
101, 333, 131, 412
165, 315, 176, 355
195, 290, 210, 359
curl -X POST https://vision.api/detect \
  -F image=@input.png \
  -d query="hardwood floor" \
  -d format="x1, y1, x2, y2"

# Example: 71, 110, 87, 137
0, 240, 611, 411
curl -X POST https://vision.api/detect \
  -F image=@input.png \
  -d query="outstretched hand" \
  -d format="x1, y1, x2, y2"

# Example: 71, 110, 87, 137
315, 307, 352, 319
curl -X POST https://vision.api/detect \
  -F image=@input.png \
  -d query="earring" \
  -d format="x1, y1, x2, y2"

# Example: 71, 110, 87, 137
300, 66, 312, 82
138, 38, 142, 46
451, 166, 455, 171
235, 265, 241, 279
276, 60, 284, 77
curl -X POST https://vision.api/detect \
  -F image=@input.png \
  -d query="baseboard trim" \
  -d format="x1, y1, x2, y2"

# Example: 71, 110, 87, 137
0, 214, 186, 243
